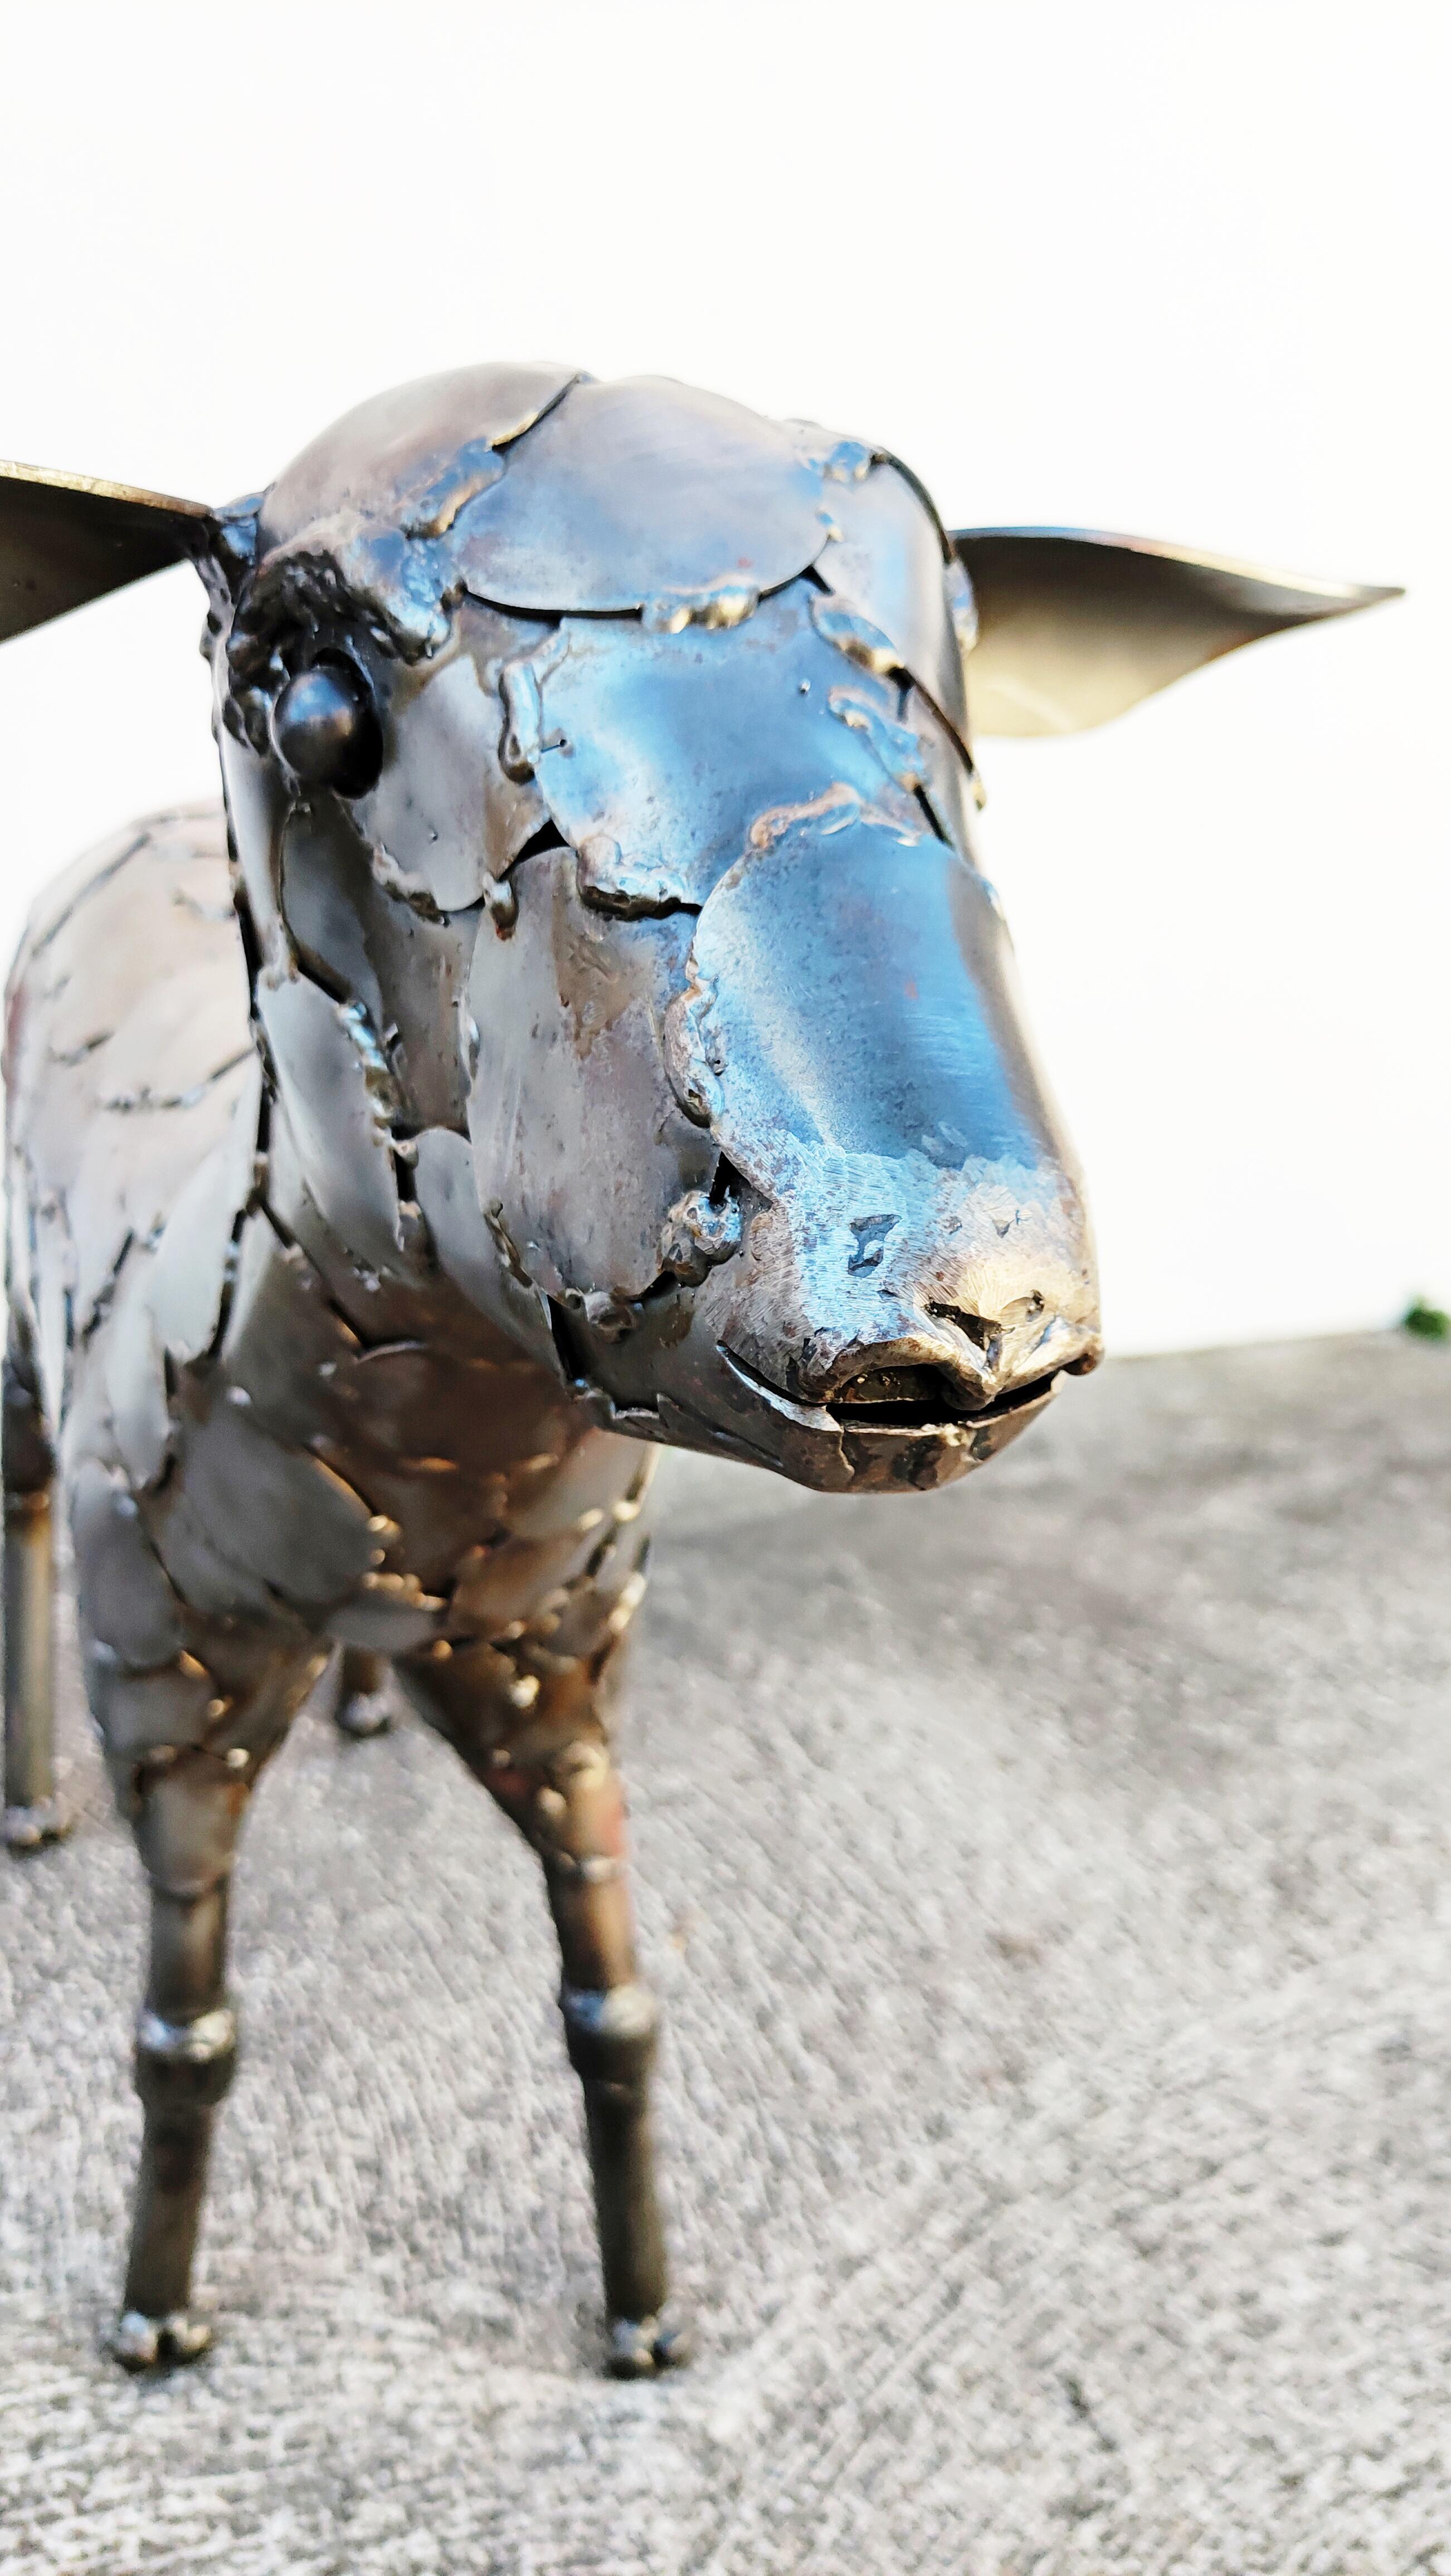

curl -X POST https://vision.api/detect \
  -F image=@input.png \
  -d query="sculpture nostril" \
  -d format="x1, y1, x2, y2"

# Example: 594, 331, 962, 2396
927, 1302, 1004, 1352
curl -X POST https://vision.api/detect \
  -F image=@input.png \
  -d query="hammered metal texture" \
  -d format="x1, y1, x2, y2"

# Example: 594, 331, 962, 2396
1, 362, 1396, 2374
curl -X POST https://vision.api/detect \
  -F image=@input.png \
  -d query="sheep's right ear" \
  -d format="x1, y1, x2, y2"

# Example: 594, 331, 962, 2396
0, 458, 255, 644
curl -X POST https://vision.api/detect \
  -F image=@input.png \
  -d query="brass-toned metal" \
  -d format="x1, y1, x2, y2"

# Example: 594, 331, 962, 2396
0, 363, 1398, 2377
0, 459, 216, 643
952, 526, 1400, 736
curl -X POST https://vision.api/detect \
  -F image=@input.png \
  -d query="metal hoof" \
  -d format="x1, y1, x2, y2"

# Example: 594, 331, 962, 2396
334, 1692, 392, 1741
605, 2310, 692, 2379
2, 1796, 71, 1855
111, 2307, 214, 2373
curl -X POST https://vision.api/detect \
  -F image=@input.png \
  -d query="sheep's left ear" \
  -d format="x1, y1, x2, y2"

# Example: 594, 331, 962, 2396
0, 457, 246, 643
950, 526, 1401, 737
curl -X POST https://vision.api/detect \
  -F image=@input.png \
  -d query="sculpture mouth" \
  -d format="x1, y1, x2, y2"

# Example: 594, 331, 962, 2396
719, 1346, 1060, 1436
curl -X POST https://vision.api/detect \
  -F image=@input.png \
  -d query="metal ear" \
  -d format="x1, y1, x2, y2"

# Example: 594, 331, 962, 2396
950, 527, 1402, 737
0, 458, 231, 645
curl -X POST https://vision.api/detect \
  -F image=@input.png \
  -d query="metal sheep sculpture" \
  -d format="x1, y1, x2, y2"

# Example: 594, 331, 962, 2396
0, 367, 1395, 2374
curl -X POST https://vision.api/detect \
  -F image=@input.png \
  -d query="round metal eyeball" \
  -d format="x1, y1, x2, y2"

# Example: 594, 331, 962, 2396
271, 660, 381, 794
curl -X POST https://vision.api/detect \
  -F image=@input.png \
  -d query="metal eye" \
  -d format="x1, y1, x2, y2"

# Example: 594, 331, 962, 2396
271, 658, 381, 794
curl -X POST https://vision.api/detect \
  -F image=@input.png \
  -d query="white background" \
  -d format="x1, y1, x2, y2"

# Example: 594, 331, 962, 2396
0, 1, 1442, 1352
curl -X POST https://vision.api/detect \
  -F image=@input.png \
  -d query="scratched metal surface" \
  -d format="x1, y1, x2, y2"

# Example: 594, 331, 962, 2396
4, 1330, 1451, 2575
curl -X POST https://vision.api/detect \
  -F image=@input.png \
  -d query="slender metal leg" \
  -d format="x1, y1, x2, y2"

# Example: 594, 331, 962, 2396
333, 1643, 392, 1739
398, 1646, 686, 2377
511, 1721, 684, 2373
3, 1348, 66, 1853
111, 1753, 249, 2370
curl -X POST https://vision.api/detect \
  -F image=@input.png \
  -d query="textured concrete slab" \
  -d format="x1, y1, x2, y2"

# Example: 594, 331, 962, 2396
3, 1333, 1451, 2574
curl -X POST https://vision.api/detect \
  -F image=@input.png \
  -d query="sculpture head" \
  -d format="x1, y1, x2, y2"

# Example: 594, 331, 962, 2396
0, 374, 1398, 1491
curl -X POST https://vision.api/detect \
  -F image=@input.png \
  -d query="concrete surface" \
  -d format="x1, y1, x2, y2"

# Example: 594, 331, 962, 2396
3, 1333, 1451, 2575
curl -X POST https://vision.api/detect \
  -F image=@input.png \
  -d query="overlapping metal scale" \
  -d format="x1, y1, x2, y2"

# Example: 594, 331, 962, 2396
812, 455, 968, 743
444, 375, 834, 620
257, 362, 586, 548
524, 580, 927, 914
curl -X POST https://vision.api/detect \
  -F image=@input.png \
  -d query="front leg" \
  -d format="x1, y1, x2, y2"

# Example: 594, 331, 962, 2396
513, 1714, 680, 2373
401, 1645, 686, 2376
117, 1857, 237, 2369
98, 1643, 323, 2369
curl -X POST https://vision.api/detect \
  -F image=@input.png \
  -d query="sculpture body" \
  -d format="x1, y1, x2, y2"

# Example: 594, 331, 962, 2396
0, 367, 1394, 2372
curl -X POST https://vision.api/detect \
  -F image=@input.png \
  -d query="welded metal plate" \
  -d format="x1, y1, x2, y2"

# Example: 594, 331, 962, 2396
103, 1280, 173, 1492
668, 808, 1054, 1191
352, 603, 553, 908
448, 375, 832, 620
163, 1386, 377, 1613
819, 458, 968, 740
411, 1128, 555, 1365
466, 850, 713, 1304
277, 806, 478, 1138
500, 1430, 651, 1542
70, 1461, 188, 1672
908, 688, 982, 862
252, 366, 845, 655
85, 1655, 218, 1764
529, 580, 919, 911
254, 969, 405, 1276
259, 362, 584, 552
4, 809, 253, 1423
143, 1056, 263, 1372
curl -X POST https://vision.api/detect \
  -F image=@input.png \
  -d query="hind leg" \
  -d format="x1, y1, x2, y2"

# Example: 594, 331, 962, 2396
2, 1335, 66, 1852
101, 1640, 323, 2369
398, 1635, 685, 2378
332, 1644, 393, 1740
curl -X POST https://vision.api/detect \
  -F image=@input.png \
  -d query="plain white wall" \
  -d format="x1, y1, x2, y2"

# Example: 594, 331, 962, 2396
0, 0, 1442, 1352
